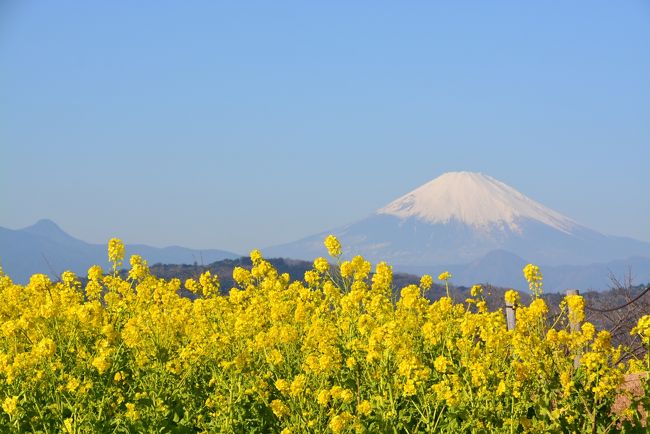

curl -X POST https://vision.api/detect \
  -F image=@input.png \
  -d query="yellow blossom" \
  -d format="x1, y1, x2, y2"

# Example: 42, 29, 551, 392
88, 264, 103, 281
357, 400, 372, 416
434, 355, 451, 373
107, 238, 125, 266
313, 257, 329, 273
269, 399, 289, 418
2, 396, 18, 416
316, 389, 331, 407
496, 380, 506, 396
340, 261, 353, 278
565, 294, 585, 324
290, 374, 307, 396
61, 270, 78, 286
250, 249, 263, 264
632, 315, 650, 341
128, 254, 149, 280
198, 271, 220, 297
275, 379, 290, 394
324, 235, 342, 257
523, 263, 543, 297
329, 412, 353, 433
125, 403, 140, 421
504, 289, 519, 305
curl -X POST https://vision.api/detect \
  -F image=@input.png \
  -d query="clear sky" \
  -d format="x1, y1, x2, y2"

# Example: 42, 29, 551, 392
1, 1, 649, 254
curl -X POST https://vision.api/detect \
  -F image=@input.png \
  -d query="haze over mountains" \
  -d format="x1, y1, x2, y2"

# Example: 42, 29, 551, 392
265, 172, 650, 290
2, 172, 649, 290
0, 219, 239, 283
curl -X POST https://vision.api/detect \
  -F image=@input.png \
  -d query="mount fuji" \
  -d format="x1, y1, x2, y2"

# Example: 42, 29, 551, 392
265, 172, 650, 290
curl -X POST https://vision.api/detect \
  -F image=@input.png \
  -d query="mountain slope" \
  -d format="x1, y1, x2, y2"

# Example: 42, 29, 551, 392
265, 172, 650, 289
378, 171, 577, 234
398, 251, 650, 291
0, 219, 240, 283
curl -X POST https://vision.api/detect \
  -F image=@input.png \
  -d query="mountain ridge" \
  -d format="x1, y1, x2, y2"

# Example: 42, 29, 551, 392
0, 220, 240, 284
264, 172, 650, 289
3, 172, 649, 290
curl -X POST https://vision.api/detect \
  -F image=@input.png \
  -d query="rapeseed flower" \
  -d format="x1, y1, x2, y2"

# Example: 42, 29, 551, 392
324, 235, 342, 257
0, 235, 637, 432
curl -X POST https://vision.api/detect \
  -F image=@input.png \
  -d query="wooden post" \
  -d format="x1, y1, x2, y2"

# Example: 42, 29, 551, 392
505, 300, 516, 331
566, 289, 581, 368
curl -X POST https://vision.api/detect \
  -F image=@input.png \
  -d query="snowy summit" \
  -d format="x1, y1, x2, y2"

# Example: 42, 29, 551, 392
377, 171, 577, 234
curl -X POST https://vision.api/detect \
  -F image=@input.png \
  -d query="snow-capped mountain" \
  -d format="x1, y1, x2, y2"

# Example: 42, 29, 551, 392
378, 172, 577, 234
265, 172, 650, 288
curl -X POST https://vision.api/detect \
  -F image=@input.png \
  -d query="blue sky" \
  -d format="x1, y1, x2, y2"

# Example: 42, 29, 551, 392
1, 1, 649, 254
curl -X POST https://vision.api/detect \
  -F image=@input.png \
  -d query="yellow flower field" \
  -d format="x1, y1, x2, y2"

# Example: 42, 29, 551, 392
0, 236, 648, 433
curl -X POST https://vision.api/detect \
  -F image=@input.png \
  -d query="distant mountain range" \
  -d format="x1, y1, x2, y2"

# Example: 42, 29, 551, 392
0, 219, 239, 283
398, 250, 650, 292
265, 172, 650, 291
3, 172, 649, 291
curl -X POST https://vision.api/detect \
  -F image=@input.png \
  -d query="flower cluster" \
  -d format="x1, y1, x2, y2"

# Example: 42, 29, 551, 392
523, 263, 543, 298
0, 236, 645, 432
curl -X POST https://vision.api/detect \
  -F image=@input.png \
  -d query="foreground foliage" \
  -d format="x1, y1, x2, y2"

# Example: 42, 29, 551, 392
0, 237, 649, 433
